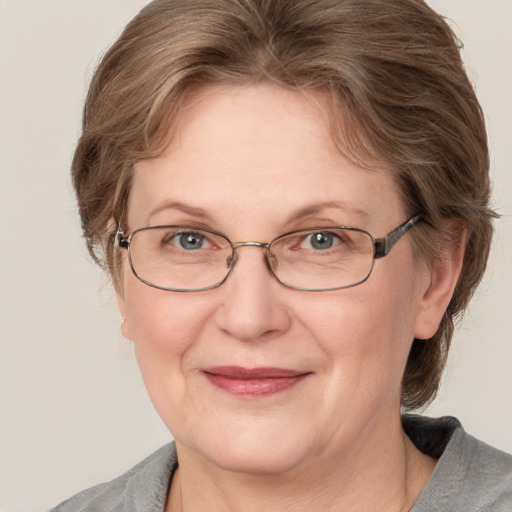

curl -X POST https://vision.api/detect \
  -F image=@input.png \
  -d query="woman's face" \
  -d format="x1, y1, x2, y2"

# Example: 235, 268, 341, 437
118, 83, 435, 474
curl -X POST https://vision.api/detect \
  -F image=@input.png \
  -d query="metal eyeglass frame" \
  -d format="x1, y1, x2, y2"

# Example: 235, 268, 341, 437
115, 215, 422, 292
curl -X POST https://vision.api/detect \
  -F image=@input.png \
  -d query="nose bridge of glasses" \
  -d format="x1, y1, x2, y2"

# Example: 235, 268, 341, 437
231, 241, 269, 250
226, 241, 275, 272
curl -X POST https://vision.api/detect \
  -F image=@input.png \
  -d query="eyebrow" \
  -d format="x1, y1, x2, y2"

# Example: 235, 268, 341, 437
146, 201, 213, 224
282, 201, 370, 226
145, 199, 370, 227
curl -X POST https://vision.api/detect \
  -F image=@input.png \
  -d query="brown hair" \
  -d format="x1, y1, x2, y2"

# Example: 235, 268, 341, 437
73, 0, 496, 409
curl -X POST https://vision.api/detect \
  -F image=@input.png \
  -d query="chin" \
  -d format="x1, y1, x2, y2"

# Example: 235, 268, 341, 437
205, 442, 308, 476
179, 418, 313, 476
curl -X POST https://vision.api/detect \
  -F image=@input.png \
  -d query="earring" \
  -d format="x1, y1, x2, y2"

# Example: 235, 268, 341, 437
120, 318, 128, 339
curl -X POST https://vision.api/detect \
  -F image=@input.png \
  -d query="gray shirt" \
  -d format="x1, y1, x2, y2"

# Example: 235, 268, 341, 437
49, 416, 512, 511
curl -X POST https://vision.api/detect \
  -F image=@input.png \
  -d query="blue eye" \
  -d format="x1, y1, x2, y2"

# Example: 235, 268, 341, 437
302, 231, 340, 250
164, 231, 207, 250
178, 232, 205, 250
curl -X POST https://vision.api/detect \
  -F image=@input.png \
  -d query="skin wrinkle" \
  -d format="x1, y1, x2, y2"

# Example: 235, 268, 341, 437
142, 199, 373, 234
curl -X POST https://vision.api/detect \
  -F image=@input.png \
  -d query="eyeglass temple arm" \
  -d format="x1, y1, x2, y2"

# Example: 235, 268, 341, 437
115, 228, 129, 250
374, 215, 422, 259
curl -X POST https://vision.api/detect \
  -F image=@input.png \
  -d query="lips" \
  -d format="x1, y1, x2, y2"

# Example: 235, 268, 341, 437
202, 366, 311, 398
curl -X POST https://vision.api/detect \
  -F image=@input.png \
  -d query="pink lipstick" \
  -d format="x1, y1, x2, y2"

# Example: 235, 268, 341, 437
202, 366, 310, 398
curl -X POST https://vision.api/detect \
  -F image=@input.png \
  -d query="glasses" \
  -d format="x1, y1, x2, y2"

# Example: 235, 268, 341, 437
116, 216, 421, 292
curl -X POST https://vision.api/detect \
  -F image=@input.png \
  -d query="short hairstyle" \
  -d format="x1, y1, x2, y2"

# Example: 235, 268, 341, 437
73, 0, 496, 409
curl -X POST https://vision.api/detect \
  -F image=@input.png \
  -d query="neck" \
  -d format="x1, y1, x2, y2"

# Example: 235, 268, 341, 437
167, 416, 436, 512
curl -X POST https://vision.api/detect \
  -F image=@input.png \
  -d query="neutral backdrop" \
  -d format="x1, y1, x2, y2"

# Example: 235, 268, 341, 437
1, 1, 511, 511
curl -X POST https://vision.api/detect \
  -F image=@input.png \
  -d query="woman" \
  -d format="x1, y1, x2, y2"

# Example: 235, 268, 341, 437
50, 0, 512, 510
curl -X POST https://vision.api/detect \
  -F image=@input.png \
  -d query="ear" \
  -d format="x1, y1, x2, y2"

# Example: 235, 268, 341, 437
113, 245, 133, 340
115, 289, 132, 340
413, 226, 466, 340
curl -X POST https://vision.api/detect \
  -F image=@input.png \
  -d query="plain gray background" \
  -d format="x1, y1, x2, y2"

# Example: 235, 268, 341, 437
1, 1, 511, 511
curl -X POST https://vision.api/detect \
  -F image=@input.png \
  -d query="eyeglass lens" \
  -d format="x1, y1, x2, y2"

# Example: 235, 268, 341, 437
127, 226, 375, 292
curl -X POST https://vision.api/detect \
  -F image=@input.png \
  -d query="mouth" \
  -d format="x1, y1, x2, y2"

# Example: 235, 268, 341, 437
202, 366, 311, 398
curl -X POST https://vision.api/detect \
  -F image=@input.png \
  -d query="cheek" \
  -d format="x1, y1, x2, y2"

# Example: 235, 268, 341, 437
121, 281, 219, 428
299, 287, 416, 352
296, 269, 419, 396
121, 277, 216, 379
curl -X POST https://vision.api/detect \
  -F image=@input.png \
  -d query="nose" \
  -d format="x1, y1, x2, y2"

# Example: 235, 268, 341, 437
214, 246, 291, 343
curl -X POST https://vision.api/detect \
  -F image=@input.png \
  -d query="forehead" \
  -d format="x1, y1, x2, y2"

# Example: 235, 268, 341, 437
129, 83, 403, 235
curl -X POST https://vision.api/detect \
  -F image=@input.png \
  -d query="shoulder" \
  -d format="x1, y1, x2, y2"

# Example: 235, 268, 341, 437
47, 443, 177, 512
405, 415, 512, 511
443, 428, 512, 510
